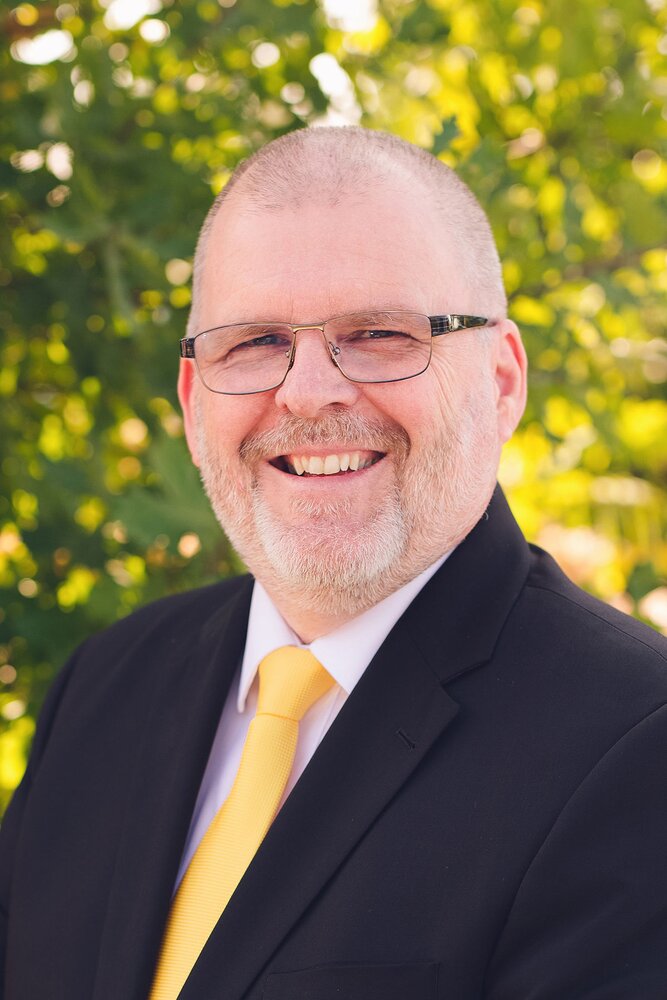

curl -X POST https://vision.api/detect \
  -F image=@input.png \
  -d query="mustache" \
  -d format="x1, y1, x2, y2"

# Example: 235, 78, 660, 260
239, 411, 410, 463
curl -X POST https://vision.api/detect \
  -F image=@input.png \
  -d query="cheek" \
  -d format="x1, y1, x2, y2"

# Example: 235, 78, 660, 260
358, 371, 462, 463
407, 365, 463, 436
413, 362, 500, 469
431, 348, 496, 414
197, 393, 262, 467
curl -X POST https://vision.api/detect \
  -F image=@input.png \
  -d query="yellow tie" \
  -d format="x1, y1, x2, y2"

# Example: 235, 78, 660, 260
149, 646, 334, 1000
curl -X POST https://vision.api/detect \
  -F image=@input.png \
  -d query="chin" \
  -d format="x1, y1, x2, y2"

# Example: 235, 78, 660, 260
250, 494, 410, 611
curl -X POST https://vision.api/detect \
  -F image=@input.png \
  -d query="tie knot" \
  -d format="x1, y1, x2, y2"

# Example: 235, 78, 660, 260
257, 646, 334, 722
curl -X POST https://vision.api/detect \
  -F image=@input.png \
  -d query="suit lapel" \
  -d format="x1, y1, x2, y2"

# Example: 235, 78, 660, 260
182, 487, 531, 1000
92, 577, 254, 1000
403, 484, 531, 685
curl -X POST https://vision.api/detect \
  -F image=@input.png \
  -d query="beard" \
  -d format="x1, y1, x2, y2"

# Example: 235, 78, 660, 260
194, 387, 498, 619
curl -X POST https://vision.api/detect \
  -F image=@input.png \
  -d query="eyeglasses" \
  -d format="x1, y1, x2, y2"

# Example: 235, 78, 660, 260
180, 311, 489, 395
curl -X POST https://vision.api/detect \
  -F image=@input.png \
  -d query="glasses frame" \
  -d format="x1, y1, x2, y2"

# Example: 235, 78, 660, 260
179, 312, 490, 396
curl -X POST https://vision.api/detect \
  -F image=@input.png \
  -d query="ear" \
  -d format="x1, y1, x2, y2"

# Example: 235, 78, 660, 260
177, 358, 201, 468
492, 320, 527, 443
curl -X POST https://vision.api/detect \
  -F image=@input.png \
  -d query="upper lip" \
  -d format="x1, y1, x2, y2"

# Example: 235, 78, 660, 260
273, 447, 380, 458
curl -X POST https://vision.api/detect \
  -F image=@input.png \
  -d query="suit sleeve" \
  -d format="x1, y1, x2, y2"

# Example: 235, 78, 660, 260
0, 644, 85, 993
485, 702, 667, 999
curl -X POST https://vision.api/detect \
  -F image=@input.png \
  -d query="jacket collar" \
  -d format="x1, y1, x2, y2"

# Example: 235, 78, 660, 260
401, 483, 531, 684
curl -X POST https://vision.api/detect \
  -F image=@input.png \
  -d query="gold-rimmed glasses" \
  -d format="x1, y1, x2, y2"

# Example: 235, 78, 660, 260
180, 311, 490, 395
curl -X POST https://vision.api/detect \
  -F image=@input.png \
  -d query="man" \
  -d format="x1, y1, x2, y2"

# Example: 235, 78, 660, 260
1, 127, 666, 999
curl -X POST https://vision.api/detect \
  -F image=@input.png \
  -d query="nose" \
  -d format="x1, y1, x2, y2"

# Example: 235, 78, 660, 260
273, 327, 362, 417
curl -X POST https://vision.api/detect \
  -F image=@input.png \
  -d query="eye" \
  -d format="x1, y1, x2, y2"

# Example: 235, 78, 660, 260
227, 328, 292, 354
234, 333, 286, 350
351, 327, 409, 341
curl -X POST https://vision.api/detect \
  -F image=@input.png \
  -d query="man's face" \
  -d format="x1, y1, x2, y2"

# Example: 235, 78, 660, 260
180, 180, 525, 623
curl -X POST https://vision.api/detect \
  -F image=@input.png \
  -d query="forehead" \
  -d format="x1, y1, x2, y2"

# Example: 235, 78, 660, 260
198, 182, 470, 327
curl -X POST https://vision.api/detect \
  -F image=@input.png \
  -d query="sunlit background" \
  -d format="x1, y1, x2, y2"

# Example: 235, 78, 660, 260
1, 0, 666, 810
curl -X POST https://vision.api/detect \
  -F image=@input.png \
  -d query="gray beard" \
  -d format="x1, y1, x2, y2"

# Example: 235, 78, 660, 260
194, 401, 498, 619
250, 477, 410, 615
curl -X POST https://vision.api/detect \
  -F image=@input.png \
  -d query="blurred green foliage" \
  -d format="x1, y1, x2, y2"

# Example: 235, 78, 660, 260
1, 0, 666, 810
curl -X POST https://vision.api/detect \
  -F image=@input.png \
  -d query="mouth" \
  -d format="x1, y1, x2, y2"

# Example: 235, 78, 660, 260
268, 450, 386, 477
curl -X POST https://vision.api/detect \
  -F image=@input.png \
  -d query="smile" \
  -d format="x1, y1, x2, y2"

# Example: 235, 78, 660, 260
269, 450, 385, 477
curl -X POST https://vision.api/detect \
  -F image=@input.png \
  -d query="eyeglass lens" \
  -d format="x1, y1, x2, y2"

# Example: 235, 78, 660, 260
193, 312, 433, 394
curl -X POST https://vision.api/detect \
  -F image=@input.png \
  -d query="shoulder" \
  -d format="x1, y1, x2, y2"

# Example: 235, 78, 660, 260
75, 573, 254, 667
509, 544, 667, 705
17, 575, 253, 784
525, 544, 666, 657
102, 572, 253, 631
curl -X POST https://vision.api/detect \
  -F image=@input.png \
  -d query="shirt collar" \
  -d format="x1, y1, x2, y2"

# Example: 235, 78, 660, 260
238, 552, 451, 712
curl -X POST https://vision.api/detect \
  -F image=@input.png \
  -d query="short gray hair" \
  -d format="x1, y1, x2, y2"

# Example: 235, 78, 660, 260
187, 126, 507, 335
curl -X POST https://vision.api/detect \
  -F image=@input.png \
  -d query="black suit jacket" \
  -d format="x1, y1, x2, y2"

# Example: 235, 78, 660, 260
1, 488, 667, 999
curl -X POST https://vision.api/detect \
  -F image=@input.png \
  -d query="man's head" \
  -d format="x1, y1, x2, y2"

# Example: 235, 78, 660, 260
179, 127, 527, 639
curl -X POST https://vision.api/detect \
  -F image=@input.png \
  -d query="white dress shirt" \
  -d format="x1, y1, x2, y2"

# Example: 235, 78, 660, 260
175, 553, 450, 886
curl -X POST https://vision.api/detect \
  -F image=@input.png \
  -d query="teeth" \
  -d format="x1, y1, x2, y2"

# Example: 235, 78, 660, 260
285, 451, 376, 475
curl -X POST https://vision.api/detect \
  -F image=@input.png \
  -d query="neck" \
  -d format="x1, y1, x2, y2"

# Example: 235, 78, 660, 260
263, 601, 355, 644
255, 579, 388, 643
255, 571, 402, 641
